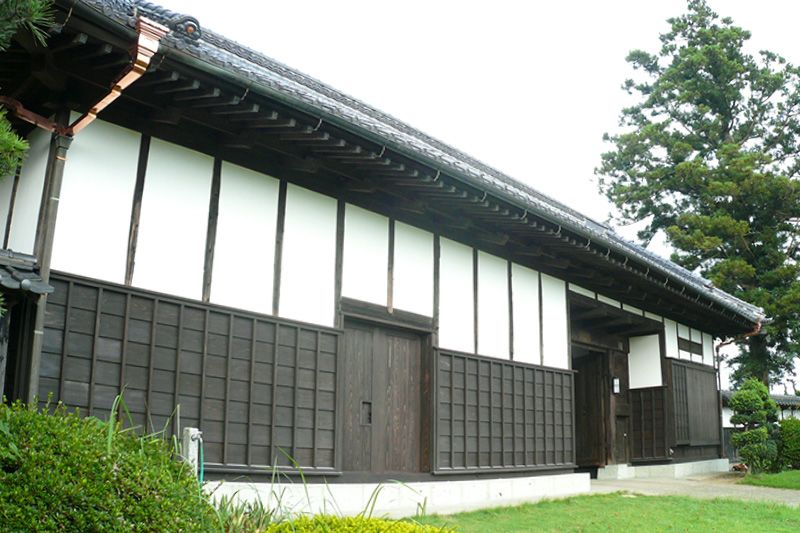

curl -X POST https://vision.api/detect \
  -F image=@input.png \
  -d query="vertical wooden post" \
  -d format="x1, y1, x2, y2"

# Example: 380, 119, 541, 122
125, 135, 150, 285
202, 159, 222, 302
272, 180, 288, 317
27, 122, 72, 403
472, 248, 479, 355
333, 200, 345, 328
2, 166, 21, 249
386, 219, 395, 313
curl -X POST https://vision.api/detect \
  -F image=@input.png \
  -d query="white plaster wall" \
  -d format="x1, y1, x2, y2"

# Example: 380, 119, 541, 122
722, 406, 734, 428
702, 333, 715, 366
7, 128, 49, 254
211, 162, 279, 314
628, 334, 662, 389
477, 251, 509, 359
597, 294, 620, 308
50, 119, 140, 282
540, 273, 569, 369
133, 138, 212, 300
0, 166, 14, 241
512, 263, 540, 365
393, 222, 433, 316
664, 319, 679, 359
438, 238, 474, 353
279, 184, 337, 327
645, 311, 663, 322
622, 303, 643, 316
342, 204, 388, 306
568, 283, 594, 299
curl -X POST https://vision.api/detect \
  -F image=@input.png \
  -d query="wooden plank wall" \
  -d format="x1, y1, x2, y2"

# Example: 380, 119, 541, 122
672, 363, 690, 444
435, 349, 574, 472
630, 386, 668, 462
38, 272, 340, 473
671, 360, 720, 447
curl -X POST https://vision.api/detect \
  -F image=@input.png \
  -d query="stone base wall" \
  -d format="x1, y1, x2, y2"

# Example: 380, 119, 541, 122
597, 458, 730, 480
207, 473, 591, 518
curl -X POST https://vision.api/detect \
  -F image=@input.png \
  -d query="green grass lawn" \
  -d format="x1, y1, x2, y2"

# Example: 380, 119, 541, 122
740, 470, 800, 490
412, 493, 800, 532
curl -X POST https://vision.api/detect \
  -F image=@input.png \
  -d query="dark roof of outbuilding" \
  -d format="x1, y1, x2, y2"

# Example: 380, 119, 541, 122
0, 251, 53, 295
71, 0, 765, 326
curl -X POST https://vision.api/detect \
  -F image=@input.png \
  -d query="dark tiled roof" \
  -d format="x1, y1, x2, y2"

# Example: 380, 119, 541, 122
0, 251, 53, 295
722, 390, 800, 408
73, 0, 764, 325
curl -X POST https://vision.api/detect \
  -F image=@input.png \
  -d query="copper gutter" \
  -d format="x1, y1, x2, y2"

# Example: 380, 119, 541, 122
0, 16, 168, 137
69, 16, 168, 134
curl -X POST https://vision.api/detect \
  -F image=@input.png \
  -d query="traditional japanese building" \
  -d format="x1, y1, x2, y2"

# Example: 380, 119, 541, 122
0, 0, 765, 514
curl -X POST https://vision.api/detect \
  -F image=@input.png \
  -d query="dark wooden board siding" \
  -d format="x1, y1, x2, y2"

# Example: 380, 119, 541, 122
39, 273, 340, 473
630, 386, 669, 462
435, 350, 574, 472
671, 360, 720, 448
672, 363, 690, 444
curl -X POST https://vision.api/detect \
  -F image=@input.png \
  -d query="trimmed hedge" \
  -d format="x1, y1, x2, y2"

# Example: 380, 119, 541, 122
266, 515, 452, 532
780, 417, 800, 469
0, 401, 217, 531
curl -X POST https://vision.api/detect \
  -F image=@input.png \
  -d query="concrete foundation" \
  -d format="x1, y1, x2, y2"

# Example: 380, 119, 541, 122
596, 458, 730, 480
207, 472, 591, 518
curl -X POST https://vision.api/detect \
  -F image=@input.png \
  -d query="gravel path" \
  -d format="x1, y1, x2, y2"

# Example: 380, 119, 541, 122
591, 473, 800, 507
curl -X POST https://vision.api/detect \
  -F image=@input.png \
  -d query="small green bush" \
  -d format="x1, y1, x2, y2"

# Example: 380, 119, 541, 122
729, 378, 780, 473
779, 418, 800, 469
0, 400, 217, 531
266, 515, 453, 532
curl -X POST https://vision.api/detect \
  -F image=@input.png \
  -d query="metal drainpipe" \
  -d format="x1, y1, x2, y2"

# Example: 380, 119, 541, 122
17, 16, 169, 402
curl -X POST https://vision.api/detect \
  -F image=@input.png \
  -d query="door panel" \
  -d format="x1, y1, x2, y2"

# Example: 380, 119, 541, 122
342, 320, 425, 473
573, 352, 605, 467
341, 323, 373, 471
380, 329, 422, 472
615, 416, 630, 464
610, 350, 631, 464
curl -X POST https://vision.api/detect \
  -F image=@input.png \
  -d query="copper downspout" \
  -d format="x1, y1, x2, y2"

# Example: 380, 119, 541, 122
0, 17, 168, 137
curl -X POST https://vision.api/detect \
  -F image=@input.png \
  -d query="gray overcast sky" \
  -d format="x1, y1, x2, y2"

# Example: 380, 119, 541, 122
154, 0, 800, 249
154, 0, 798, 390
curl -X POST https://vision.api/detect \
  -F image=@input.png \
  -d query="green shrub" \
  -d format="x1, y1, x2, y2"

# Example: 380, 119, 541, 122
266, 515, 453, 532
779, 418, 800, 469
0, 400, 217, 531
729, 378, 780, 473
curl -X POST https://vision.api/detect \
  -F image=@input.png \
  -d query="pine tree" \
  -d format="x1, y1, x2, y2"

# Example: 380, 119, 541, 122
597, 0, 800, 386
0, 0, 53, 178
